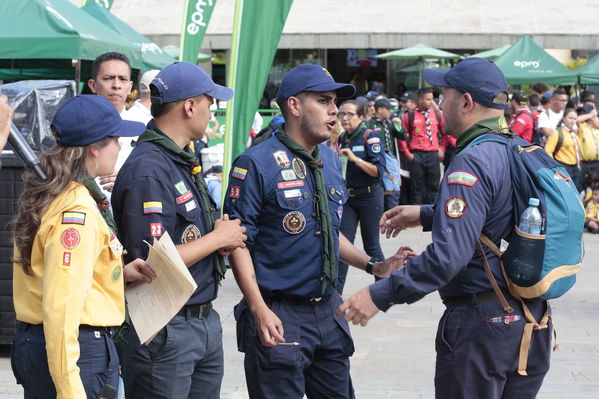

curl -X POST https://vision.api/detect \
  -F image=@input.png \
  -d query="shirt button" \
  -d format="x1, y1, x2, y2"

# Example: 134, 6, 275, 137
504, 318, 510, 325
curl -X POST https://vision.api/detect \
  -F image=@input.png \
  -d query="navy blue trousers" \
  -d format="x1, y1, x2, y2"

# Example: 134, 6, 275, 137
235, 295, 355, 399
338, 186, 385, 294
409, 150, 441, 205
11, 322, 119, 399
435, 296, 552, 399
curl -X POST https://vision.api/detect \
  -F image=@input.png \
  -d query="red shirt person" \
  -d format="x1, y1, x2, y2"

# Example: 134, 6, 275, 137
509, 90, 534, 143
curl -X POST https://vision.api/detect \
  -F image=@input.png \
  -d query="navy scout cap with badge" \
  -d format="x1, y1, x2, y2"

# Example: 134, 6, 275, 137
150, 61, 234, 104
276, 64, 356, 105
51, 95, 146, 147
423, 57, 508, 110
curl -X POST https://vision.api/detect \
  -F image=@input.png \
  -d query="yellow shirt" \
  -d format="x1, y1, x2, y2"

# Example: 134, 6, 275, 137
13, 182, 125, 399
577, 122, 599, 161
586, 200, 599, 221
544, 127, 580, 166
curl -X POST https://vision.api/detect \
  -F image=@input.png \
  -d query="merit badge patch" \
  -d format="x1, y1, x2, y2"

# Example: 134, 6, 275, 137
371, 143, 381, 153
185, 200, 197, 212
232, 166, 248, 180
174, 181, 188, 195
292, 158, 306, 179
229, 186, 241, 199
284, 189, 302, 198
62, 252, 71, 266
366, 137, 381, 145
61, 211, 86, 225
273, 150, 291, 168
109, 235, 122, 254
176, 191, 193, 204
337, 205, 343, 219
447, 171, 479, 187
143, 201, 163, 214
277, 180, 305, 189
150, 223, 163, 237
446, 197, 466, 218
281, 169, 297, 181
61, 228, 81, 250
351, 145, 364, 152
111, 265, 122, 281
282, 211, 306, 234
181, 224, 201, 244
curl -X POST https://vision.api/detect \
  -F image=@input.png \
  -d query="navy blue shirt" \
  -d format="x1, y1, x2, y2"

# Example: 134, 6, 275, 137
340, 122, 386, 188
370, 132, 514, 310
112, 126, 217, 305
223, 135, 348, 299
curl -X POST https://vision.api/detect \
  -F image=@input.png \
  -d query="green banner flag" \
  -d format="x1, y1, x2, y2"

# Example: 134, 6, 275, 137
180, 0, 217, 63
83, 0, 115, 10
222, 0, 293, 191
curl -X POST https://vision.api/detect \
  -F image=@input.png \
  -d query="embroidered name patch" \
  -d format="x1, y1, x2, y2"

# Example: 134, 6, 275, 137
61, 211, 86, 225
446, 197, 466, 218
185, 200, 197, 212
351, 145, 364, 152
282, 211, 306, 234
277, 180, 305, 189
61, 228, 81, 250
284, 189, 302, 198
143, 201, 163, 214
447, 171, 479, 187
232, 167, 248, 180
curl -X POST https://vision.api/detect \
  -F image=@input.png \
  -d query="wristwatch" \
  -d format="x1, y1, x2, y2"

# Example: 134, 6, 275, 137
365, 257, 378, 275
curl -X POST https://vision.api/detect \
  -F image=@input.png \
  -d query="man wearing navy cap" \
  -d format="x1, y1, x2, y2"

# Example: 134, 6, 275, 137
338, 58, 553, 399
111, 62, 248, 399
224, 64, 413, 399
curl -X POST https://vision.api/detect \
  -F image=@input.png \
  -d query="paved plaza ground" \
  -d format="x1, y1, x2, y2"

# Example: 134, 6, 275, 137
1, 228, 597, 398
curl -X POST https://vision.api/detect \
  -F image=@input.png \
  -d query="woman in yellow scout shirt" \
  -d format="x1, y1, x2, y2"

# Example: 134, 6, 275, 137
11, 95, 154, 399
576, 105, 599, 186
545, 107, 582, 189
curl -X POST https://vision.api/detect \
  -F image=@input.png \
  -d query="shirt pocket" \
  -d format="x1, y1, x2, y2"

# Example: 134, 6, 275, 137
275, 188, 310, 210
326, 184, 347, 227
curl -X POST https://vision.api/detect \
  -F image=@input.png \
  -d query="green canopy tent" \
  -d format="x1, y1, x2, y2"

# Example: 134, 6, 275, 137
81, 1, 175, 72
493, 35, 577, 85
376, 44, 462, 87
576, 53, 599, 84
469, 44, 511, 60
161, 45, 212, 63
0, 0, 142, 81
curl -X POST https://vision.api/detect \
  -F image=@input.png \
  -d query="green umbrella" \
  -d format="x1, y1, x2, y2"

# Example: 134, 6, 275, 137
469, 45, 511, 60
494, 35, 577, 85
161, 45, 212, 63
0, 0, 142, 79
81, 1, 175, 72
376, 44, 462, 87
576, 53, 599, 84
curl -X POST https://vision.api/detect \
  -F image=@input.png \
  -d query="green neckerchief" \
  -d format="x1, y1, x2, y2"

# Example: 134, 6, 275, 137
341, 120, 369, 149
136, 128, 226, 283
82, 173, 118, 237
274, 130, 336, 294
455, 115, 513, 154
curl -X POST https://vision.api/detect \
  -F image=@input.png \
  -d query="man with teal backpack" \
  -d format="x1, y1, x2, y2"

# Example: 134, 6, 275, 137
338, 58, 585, 399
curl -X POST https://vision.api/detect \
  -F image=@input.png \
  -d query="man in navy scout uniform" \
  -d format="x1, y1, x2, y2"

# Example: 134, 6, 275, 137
224, 64, 413, 399
338, 58, 553, 399
111, 62, 247, 399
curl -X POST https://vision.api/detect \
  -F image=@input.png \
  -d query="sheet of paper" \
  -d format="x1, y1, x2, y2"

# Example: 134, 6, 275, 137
125, 231, 198, 344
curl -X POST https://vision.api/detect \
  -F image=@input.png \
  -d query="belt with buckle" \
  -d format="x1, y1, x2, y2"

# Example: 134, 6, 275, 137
177, 302, 213, 319
348, 183, 381, 197
265, 295, 330, 305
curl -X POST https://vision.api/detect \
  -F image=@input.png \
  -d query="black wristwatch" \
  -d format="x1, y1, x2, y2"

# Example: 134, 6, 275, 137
365, 257, 378, 275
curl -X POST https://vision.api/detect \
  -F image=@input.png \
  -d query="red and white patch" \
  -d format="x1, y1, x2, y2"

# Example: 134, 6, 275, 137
176, 191, 193, 204
445, 197, 466, 218
366, 137, 381, 145
150, 223, 163, 237
62, 252, 71, 266
277, 180, 304, 189
60, 228, 81, 249
229, 186, 241, 199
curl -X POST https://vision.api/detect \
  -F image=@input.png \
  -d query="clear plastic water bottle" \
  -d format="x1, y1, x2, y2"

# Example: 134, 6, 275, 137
518, 198, 542, 235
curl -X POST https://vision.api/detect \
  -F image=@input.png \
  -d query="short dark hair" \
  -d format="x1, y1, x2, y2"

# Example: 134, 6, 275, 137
581, 89, 596, 102
150, 85, 203, 118
340, 99, 365, 117
552, 88, 568, 98
562, 107, 577, 121
91, 52, 131, 80
532, 82, 549, 94
527, 94, 540, 107
417, 87, 433, 99
278, 92, 309, 120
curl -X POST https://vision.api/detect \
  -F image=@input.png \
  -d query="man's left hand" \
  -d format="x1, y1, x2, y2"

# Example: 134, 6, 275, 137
372, 246, 416, 277
336, 286, 379, 326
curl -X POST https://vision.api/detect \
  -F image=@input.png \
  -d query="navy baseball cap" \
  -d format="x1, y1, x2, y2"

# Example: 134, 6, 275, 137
51, 95, 146, 147
400, 91, 417, 102
151, 62, 233, 104
423, 58, 508, 110
374, 98, 393, 110
510, 90, 528, 105
276, 64, 355, 105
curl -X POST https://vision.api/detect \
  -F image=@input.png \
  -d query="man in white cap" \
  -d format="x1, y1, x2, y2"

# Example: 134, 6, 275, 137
123, 69, 160, 125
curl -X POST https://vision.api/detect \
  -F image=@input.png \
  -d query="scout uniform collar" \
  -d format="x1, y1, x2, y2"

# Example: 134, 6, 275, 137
81, 174, 118, 236
136, 124, 226, 283
455, 116, 513, 154
274, 130, 336, 294
343, 120, 369, 148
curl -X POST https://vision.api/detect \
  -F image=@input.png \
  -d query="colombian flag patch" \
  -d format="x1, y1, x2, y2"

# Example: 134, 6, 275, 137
231, 167, 248, 180
61, 211, 86, 225
143, 201, 163, 214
